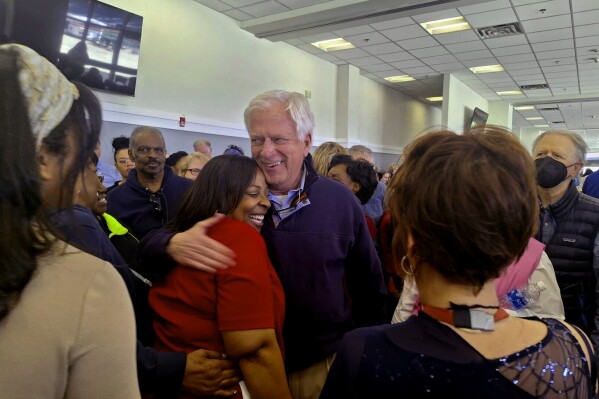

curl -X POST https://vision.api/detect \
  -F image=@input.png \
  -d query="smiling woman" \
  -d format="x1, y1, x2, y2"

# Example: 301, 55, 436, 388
150, 155, 290, 399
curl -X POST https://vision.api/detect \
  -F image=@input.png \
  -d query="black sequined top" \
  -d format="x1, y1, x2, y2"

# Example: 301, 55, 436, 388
320, 313, 595, 398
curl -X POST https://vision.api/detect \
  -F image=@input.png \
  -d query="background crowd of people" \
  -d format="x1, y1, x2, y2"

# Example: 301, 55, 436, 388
1, 43, 598, 399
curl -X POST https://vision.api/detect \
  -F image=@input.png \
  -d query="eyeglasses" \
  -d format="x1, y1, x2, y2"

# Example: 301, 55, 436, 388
136, 146, 165, 155
185, 168, 201, 176
97, 174, 104, 183
117, 158, 134, 165
149, 193, 163, 214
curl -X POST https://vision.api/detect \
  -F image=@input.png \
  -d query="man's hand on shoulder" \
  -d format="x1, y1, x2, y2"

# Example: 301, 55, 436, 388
166, 214, 236, 273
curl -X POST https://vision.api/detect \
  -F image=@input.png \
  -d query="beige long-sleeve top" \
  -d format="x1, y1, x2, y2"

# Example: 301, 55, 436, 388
0, 242, 140, 398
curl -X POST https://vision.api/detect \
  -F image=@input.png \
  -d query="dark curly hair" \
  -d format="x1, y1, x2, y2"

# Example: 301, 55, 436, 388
388, 126, 537, 293
329, 155, 378, 204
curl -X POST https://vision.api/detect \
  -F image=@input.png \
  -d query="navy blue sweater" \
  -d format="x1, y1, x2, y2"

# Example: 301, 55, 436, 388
107, 168, 191, 239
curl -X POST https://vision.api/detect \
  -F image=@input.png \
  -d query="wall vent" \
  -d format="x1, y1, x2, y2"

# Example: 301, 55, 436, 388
551, 121, 566, 124
520, 83, 550, 90
476, 22, 524, 39
537, 107, 560, 111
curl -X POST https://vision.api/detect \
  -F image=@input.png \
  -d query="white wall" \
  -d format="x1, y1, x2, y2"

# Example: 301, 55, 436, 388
97, 0, 441, 169
442, 74, 488, 133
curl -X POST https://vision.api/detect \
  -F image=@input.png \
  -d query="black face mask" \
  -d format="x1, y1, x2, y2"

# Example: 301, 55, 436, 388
535, 157, 575, 189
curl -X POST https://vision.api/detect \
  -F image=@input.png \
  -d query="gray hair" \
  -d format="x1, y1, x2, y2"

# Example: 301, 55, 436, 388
243, 90, 315, 141
129, 126, 165, 151
193, 139, 211, 150
348, 145, 373, 158
532, 130, 588, 163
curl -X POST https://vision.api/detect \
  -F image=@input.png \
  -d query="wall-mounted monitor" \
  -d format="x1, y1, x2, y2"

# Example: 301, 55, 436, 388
469, 107, 489, 127
1, 0, 143, 96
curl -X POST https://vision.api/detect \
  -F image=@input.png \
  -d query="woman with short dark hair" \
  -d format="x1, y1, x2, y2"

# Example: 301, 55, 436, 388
321, 126, 595, 399
150, 155, 291, 399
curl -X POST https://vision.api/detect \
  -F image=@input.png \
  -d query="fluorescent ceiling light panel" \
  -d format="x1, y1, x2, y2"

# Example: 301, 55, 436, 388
514, 105, 535, 111
384, 75, 415, 83
534, 125, 550, 128
469, 64, 504, 74
526, 117, 544, 120
420, 16, 471, 35
497, 90, 522, 95
426, 96, 443, 101
311, 38, 355, 52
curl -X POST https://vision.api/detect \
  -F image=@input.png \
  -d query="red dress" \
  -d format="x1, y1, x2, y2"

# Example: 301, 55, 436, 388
149, 217, 285, 398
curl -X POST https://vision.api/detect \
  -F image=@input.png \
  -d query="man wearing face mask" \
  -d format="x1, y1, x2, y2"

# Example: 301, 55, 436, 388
532, 130, 599, 350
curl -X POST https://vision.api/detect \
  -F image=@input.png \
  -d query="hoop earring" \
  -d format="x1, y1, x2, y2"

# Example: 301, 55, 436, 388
401, 256, 413, 276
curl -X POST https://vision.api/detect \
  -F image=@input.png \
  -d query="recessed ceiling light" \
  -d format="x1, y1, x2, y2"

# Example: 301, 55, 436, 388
534, 125, 549, 128
526, 117, 544, 120
426, 96, 443, 102
469, 64, 504, 74
514, 105, 535, 111
384, 75, 415, 83
496, 90, 523, 95
311, 38, 355, 52
420, 16, 471, 35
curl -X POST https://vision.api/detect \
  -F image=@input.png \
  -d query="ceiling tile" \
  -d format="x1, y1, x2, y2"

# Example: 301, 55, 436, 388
538, 58, 576, 67
527, 28, 573, 43
332, 26, 374, 38
389, 59, 426, 69
345, 32, 389, 47
397, 36, 439, 50
369, 17, 413, 31
432, 62, 466, 72
531, 39, 574, 52
409, 46, 449, 58
576, 36, 599, 47
454, 49, 494, 61
331, 60, 348, 65
195, 0, 232, 12
239, 0, 289, 17
300, 33, 338, 43
484, 35, 529, 48
222, 8, 253, 20
284, 38, 304, 46
420, 54, 459, 65
379, 24, 429, 41
541, 64, 578, 73
536, 49, 576, 60
490, 45, 532, 57
458, 0, 511, 15
277, 0, 325, 8
400, 66, 437, 75
572, 0, 599, 12
496, 53, 536, 63
362, 43, 403, 55
462, 58, 500, 67
576, 24, 599, 38
433, 30, 480, 44
503, 61, 542, 70
378, 51, 415, 62
314, 53, 341, 62
573, 9, 599, 26
521, 14, 571, 33
361, 64, 395, 73
333, 47, 370, 60
374, 69, 405, 78
347, 56, 384, 67
508, 67, 543, 75
544, 72, 578, 79
411, 9, 461, 23
443, 41, 487, 53
221, 0, 262, 7
515, 0, 571, 20
465, 8, 518, 28
296, 44, 324, 55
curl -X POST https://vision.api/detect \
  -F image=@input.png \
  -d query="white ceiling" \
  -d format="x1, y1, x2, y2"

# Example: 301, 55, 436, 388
194, 0, 599, 133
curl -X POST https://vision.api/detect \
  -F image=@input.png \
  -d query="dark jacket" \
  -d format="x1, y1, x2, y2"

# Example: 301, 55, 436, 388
50, 205, 186, 395
139, 155, 387, 371
538, 182, 599, 336
107, 168, 191, 239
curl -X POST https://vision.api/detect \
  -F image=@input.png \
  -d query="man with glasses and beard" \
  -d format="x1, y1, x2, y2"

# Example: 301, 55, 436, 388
107, 126, 191, 239
532, 130, 599, 352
